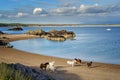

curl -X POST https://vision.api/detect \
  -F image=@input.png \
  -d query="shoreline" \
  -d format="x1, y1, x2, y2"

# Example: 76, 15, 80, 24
8, 47, 120, 65
0, 23, 120, 27
0, 34, 120, 80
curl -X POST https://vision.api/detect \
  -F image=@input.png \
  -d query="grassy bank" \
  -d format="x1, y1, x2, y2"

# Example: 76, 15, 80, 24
0, 63, 32, 80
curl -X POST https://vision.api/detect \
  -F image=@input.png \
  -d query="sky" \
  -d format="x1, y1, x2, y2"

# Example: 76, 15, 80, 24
0, 0, 120, 24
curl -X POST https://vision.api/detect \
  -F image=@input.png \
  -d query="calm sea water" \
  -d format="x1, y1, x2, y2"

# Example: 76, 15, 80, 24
1, 26, 120, 64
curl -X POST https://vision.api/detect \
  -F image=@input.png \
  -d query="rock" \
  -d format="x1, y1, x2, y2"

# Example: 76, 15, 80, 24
26, 29, 76, 41
0, 40, 13, 48
0, 40, 8, 45
47, 36, 66, 41
0, 31, 5, 34
46, 30, 75, 41
49, 30, 58, 33
8, 27, 23, 31
8, 63, 54, 80
27, 29, 45, 35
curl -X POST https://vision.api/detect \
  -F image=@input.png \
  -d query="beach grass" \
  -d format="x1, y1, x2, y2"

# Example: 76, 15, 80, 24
0, 62, 32, 80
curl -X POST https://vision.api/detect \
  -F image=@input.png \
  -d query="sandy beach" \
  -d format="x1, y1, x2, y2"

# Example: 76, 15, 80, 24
0, 34, 120, 80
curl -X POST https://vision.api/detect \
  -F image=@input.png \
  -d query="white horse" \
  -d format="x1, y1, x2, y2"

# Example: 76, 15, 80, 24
47, 61, 56, 72
67, 60, 77, 67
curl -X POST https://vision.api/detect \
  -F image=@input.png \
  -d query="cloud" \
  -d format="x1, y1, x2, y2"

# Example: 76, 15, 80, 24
51, 6, 78, 16
0, 2, 120, 24
79, 3, 120, 14
16, 12, 28, 18
32, 8, 48, 17
33, 8, 43, 14
79, 4, 105, 13
50, 4, 103, 16
1, 3, 120, 18
17, 12, 23, 17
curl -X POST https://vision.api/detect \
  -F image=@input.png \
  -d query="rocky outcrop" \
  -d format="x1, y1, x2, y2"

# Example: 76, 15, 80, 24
8, 63, 54, 80
26, 29, 76, 41
0, 40, 13, 48
8, 27, 23, 31
0, 31, 5, 34
27, 29, 45, 35
47, 36, 66, 41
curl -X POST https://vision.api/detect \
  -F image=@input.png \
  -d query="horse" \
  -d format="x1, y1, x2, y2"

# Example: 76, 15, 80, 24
74, 58, 82, 64
67, 60, 77, 67
87, 61, 92, 68
48, 61, 55, 72
40, 62, 49, 70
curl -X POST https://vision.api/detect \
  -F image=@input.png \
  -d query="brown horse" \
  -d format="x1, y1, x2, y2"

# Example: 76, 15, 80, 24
74, 58, 82, 64
87, 61, 92, 68
40, 62, 49, 70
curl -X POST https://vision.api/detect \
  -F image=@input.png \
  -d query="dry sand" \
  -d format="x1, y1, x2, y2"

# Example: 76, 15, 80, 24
0, 34, 120, 80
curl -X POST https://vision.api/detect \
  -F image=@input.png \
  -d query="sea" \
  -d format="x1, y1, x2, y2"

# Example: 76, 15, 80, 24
0, 26, 120, 65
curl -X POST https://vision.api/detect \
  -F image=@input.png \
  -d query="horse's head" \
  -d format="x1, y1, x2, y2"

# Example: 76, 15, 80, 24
74, 58, 77, 60
49, 61, 55, 66
90, 61, 92, 64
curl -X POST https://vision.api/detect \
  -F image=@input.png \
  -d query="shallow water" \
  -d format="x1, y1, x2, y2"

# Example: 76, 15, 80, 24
1, 26, 120, 64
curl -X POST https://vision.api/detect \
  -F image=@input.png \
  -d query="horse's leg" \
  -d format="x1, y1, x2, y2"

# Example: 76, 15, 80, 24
44, 66, 46, 70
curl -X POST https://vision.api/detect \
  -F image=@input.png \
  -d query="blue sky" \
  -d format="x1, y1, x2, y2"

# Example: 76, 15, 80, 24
0, 0, 120, 24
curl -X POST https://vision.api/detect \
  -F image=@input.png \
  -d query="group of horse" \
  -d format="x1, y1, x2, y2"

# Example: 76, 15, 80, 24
40, 58, 93, 72
67, 58, 92, 67
40, 61, 55, 72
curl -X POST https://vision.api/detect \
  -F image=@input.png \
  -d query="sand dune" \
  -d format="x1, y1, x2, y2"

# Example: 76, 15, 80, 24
0, 34, 120, 80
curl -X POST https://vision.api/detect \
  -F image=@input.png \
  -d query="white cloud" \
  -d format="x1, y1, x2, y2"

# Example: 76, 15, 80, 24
16, 12, 28, 18
33, 8, 43, 14
79, 4, 86, 13
79, 4, 94, 13
50, 4, 105, 16
0, 2, 120, 24
79, 4, 101, 13
51, 6, 77, 15
17, 12, 23, 17
48, 3, 120, 17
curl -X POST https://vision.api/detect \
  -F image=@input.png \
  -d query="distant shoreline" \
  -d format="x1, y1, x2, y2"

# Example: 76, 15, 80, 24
0, 23, 120, 27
